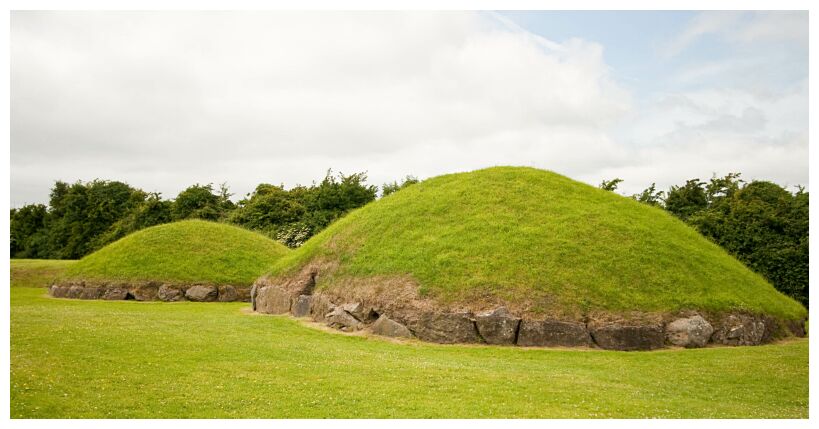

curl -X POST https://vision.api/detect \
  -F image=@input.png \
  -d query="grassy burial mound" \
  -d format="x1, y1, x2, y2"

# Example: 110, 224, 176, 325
254, 167, 807, 350
51, 220, 289, 302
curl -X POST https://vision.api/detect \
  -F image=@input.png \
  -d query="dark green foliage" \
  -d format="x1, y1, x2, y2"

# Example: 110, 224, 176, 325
228, 171, 377, 247
599, 178, 623, 192
632, 183, 664, 207
381, 175, 419, 197
90, 193, 173, 250
685, 176, 809, 306
41, 180, 147, 259
10, 204, 48, 257
171, 183, 234, 221
229, 184, 305, 230
665, 179, 709, 220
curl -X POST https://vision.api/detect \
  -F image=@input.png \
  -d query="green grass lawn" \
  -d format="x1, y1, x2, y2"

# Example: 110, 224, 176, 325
270, 167, 805, 320
10, 261, 808, 418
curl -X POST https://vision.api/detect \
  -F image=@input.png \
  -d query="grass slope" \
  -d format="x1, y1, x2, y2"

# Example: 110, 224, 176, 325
10, 259, 76, 288
271, 167, 805, 320
10, 283, 808, 418
64, 220, 289, 286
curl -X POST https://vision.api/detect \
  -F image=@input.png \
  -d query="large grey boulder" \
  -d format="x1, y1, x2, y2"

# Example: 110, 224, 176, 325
475, 307, 520, 345
309, 294, 335, 322
371, 315, 413, 339
157, 285, 185, 302
102, 287, 129, 300
218, 285, 238, 302
291, 295, 312, 317
711, 314, 767, 346
185, 285, 218, 302
50, 285, 68, 298
406, 312, 482, 344
66, 285, 84, 299
666, 315, 714, 348
517, 319, 592, 347
590, 323, 665, 351
236, 287, 252, 303
326, 307, 362, 331
132, 284, 158, 301
255, 285, 291, 314
79, 287, 103, 300
342, 302, 377, 322
250, 283, 259, 310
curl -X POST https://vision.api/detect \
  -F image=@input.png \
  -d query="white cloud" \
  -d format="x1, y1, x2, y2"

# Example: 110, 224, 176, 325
594, 80, 808, 195
10, 11, 807, 207
663, 11, 807, 58
11, 11, 631, 205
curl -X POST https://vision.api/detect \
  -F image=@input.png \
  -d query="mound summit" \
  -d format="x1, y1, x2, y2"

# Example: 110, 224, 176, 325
254, 167, 807, 350
50, 220, 289, 302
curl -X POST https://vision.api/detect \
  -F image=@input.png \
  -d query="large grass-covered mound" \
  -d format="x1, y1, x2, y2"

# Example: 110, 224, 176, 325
267, 167, 805, 320
65, 220, 289, 286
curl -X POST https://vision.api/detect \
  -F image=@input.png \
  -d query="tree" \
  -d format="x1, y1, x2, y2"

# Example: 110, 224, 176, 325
599, 178, 623, 192
227, 170, 377, 248
681, 179, 808, 306
10, 204, 48, 257
171, 183, 233, 221
381, 175, 419, 197
632, 183, 664, 207
228, 184, 306, 232
91, 193, 173, 250
664, 179, 707, 220
42, 180, 146, 259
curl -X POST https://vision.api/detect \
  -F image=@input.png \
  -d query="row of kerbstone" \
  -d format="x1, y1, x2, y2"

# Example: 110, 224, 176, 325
253, 284, 803, 350
49, 282, 250, 302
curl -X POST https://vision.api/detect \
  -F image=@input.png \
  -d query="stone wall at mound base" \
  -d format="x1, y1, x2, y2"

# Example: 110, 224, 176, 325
49, 281, 250, 302
252, 273, 807, 351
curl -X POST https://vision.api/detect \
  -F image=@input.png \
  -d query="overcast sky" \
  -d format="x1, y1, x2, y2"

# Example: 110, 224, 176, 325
10, 10, 808, 206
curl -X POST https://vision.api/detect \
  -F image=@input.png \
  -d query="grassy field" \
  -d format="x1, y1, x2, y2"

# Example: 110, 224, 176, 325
10, 258, 76, 288
270, 167, 805, 320
63, 220, 289, 286
10, 260, 809, 418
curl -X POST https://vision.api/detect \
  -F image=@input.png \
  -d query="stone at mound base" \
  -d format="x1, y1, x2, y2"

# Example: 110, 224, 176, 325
218, 285, 238, 302
371, 315, 413, 339
291, 295, 312, 317
666, 316, 714, 348
711, 314, 767, 346
102, 287, 128, 300
67, 285, 84, 299
185, 285, 218, 302
326, 307, 362, 331
255, 285, 291, 314
309, 294, 334, 322
787, 319, 807, 337
517, 320, 592, 347
590, 323, 664, 351
475, 308, 520, 345
79, 287, 103, 300
158, 285, 185, 302
132, 284, 159, 301
342, 302, 377, 323
402, 312, 481, 344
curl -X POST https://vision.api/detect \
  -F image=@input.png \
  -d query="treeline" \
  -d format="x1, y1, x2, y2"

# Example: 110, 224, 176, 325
601, 174, 808, 306
10, 171, 419, 258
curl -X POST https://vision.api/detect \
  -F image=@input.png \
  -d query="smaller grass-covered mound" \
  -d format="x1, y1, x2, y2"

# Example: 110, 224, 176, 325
65, 220, 288, 286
